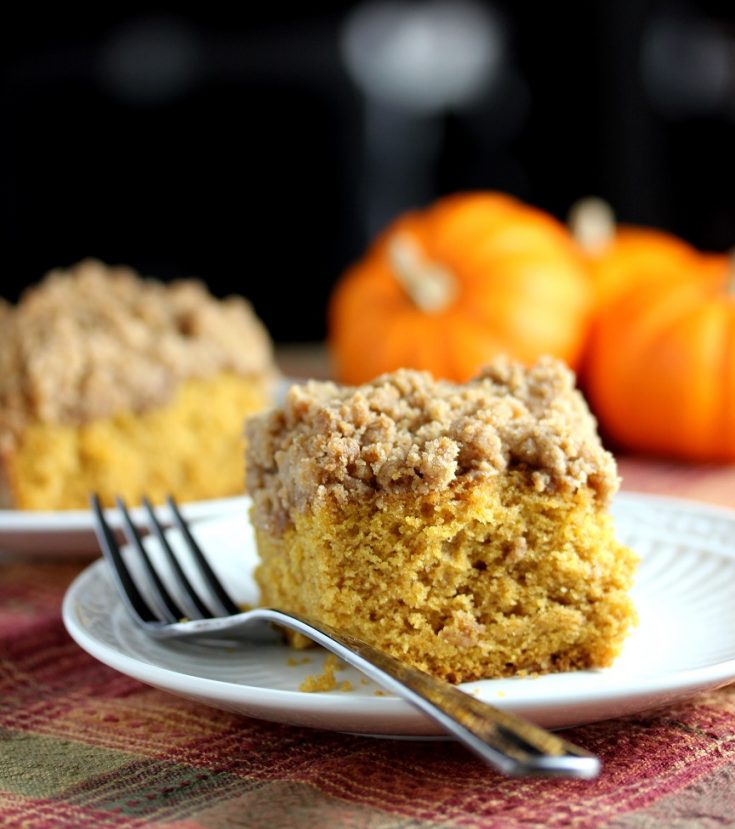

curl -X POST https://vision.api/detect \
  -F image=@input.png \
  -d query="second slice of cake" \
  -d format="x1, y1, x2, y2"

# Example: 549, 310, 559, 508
246, 356, 637, 683
0, 260, 277, 509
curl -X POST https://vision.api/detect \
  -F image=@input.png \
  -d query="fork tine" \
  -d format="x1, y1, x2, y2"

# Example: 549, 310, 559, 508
141, 497, 215, 620
90, 494, 160, 625
115, 497, 186, 624
166, 495, 241, 616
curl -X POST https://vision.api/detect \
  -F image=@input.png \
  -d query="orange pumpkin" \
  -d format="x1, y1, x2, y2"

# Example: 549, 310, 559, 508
328, 192, 592, 384
586, 247, 733, 460
569, 197, 704, 309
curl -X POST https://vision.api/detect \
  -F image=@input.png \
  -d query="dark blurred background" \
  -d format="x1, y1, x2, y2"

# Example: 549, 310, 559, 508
2, 1, 734, 341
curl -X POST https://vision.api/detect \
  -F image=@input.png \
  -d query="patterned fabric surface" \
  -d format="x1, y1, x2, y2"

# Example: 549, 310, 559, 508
2, 460, 735, 829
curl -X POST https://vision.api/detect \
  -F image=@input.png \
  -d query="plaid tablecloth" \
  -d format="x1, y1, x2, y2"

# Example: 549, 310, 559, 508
2, 457, 735, 829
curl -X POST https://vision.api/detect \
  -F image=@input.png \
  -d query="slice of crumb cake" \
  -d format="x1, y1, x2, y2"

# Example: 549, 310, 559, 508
245, 356, 637, 683
0, 259, 276, 509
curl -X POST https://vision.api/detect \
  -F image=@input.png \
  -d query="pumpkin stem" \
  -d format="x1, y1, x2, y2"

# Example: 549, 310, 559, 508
568, 197, 616, 254
389, 233, 457, 314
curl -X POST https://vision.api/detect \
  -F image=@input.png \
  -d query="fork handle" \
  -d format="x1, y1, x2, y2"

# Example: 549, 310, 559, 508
257, 608, 600, 778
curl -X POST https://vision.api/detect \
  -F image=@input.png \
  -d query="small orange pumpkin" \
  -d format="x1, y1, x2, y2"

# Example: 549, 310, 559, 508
328, 192, 592, 384
569, 197, 703, 309
586, 244, 733, 461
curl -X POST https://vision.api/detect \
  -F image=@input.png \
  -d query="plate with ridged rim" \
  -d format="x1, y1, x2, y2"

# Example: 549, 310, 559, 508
0, 496, 248, 557
62, 491, 735, 736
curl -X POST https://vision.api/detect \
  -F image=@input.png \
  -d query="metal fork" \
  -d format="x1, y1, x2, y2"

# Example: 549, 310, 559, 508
90, 493, 601, 779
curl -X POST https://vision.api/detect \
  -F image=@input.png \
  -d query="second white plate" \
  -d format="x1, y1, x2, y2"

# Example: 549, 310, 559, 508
0, 496, 248, 556
63, 492, 735, 736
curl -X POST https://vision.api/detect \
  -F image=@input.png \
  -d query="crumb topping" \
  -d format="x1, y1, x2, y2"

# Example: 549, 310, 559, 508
246, 356, 619, 532
0, 259, 275, 447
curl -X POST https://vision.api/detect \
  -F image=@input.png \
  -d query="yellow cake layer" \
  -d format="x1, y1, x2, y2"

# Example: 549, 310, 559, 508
254, 472, 637, 683
3, 373, 268, 510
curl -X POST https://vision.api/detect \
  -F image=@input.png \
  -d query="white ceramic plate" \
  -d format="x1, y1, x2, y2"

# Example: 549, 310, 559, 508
0, 496, 248, 557
63, 492, 735, 736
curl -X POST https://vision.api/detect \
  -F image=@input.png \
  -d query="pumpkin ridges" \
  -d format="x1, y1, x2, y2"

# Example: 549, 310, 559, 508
588, 280, 732, 459
575, 198, 734, 461
425, 192, 520, 251
395, 312, 454, 379
336, 302, 458, 383
580, 220, 700, 309
334, 314, 400, 385
420, 313, 458, 379
652, 302, 728, 458
328, 265, 404, 383
434, 210, 579, 275
464, 291, 583, 365
371, 314, 418, 378
466, 251, 588, 306
426, 194, 579, 277
700, 253, 732, 291
456, 264, 575, 311
465, 217, 581, 260
331, 254, 421, 327
374, 309, 431, 374
711, 255, 735, 455
330, 262, 456, 383
587, 281, 693, 453
597, 277, 706, 355
455, 242, 583, 298
722, 313, 735, 457
459, 253, 590, 364
586, 319, 632, 451
328, 192, 593, 383
443, 317, 506, 381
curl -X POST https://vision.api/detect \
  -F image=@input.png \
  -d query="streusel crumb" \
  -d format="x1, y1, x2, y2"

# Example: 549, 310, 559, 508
298, 653, 346, 693
246, 356, 618, 534
0, 259, 275, 449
